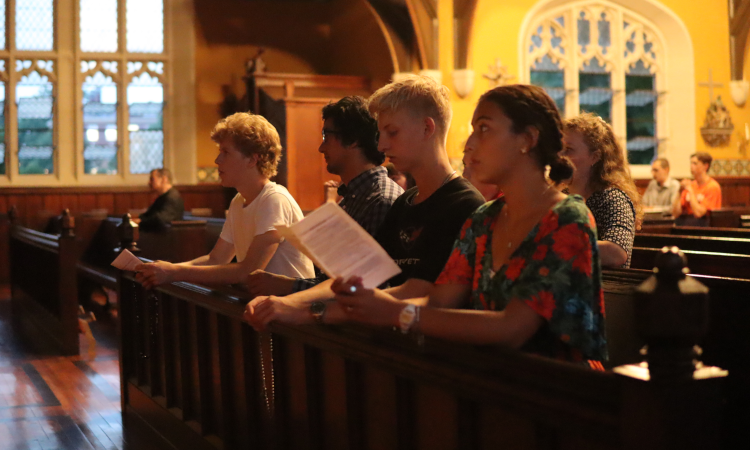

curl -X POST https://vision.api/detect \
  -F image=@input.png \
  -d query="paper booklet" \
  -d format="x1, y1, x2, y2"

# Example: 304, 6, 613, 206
275, 202, 401, 289
111, 249, 142, 271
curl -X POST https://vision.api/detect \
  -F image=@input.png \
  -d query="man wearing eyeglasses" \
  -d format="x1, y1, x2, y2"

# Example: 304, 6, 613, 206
247, 96, 404, 296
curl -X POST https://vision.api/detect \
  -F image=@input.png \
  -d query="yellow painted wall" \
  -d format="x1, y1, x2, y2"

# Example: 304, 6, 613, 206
193, 0, 393, 168
437, 0, 750, 164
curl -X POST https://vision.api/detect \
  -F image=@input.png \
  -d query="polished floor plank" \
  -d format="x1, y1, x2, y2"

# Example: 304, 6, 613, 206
0, 286, 167, 450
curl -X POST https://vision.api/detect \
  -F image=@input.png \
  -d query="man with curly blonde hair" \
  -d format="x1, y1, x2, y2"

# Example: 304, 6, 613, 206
136, 112, 314, 288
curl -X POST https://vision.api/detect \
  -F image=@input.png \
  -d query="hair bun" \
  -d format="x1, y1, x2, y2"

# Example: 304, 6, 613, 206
548, 154, 575, 183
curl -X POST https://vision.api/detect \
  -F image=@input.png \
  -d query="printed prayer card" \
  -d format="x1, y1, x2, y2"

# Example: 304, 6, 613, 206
275, 202, 401, 289
111, 249, 142, 272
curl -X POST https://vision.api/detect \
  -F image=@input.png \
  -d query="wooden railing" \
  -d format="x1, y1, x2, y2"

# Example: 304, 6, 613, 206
10, 220, 79, 354
118, 263, 729, 450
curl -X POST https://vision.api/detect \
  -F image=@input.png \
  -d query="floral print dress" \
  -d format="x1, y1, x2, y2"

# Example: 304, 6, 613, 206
435, 195, 607, 365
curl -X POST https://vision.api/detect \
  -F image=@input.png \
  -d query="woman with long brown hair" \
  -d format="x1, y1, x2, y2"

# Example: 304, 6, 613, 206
563, 113, 642, 268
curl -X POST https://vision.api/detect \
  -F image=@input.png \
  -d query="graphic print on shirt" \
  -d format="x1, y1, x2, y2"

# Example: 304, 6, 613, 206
399, 226, 423, 249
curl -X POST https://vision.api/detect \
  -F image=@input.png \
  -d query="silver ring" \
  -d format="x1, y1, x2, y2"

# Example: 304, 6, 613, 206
349, 285, 357, 294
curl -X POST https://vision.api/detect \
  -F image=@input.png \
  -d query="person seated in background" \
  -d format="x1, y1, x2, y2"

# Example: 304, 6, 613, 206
246, 96, 404, 296
135, 112, 314, 288
138, 168, 184, 231
330, 85, 606, 367
642, 158, 680, 212
563, 113, 642, 269
244, 74, 485, 329
671, 152, 722, 227
461, 142, 501, 201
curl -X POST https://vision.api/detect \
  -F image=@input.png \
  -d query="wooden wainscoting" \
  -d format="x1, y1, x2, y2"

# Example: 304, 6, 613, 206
0, 184, 231, 227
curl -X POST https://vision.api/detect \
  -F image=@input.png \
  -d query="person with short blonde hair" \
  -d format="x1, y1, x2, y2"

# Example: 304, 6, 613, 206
367, 74, 453, 143
136, 112, 314, 288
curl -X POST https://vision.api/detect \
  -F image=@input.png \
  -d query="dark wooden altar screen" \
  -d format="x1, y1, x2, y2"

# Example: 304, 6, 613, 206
247, 72, 372, 211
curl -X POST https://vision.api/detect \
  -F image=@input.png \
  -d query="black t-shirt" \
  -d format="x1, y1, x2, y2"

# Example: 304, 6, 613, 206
375, 177, 485, 286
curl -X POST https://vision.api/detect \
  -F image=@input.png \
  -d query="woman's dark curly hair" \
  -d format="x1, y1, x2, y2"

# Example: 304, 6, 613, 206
479, 84, 574, 183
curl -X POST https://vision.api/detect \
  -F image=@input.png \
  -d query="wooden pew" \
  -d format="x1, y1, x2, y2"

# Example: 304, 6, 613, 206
631, 247, 750, 278
9, 209, 221, 355
117, 254, 738, 450
634, 233, 750, 255
10, 211, 80, 355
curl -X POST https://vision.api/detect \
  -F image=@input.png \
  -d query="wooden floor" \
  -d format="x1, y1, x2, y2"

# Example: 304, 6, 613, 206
0, 286, 167, 450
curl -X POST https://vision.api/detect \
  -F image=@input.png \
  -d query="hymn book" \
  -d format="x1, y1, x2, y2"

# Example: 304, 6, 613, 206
111, 249, 142, 271
275, 202, 401, 289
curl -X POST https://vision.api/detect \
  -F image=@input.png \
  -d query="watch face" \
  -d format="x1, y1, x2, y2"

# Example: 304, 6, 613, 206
310, 301, 326, 316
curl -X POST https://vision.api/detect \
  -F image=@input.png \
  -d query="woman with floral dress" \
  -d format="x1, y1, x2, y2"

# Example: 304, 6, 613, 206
332, 85, 607, 366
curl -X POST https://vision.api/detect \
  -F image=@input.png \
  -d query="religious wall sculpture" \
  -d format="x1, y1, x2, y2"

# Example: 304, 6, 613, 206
700, 95, 734, 147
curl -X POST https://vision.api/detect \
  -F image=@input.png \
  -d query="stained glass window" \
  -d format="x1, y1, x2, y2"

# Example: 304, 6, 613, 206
579, 59, 612, 122
0, 81, 4, 175
17, 64, 54, 175
127, 0, 164, 53
80, 0, 118, 53
83, 64, 118, 175
16, 0, 53, 51
128, 71, 163, 174
626, 66, 657, 165
527, 3, 663, 165
0, 1, 6, 50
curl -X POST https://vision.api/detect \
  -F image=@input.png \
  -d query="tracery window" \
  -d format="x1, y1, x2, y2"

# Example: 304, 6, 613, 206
0, 0, 168, 182
526, 1, 662, 165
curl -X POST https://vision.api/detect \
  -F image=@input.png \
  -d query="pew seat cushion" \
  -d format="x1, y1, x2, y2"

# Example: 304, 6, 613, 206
435, 196, 607, 363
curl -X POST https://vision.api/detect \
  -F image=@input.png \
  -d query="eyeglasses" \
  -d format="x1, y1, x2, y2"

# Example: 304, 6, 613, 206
322, 129, 342, 142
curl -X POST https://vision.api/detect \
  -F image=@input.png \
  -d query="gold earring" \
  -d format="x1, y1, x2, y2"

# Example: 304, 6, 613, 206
521, 148, 528, 154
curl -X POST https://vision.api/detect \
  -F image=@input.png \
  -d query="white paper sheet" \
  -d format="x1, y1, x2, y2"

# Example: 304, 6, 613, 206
276, 202, 401, 289
111, 249, 142, 271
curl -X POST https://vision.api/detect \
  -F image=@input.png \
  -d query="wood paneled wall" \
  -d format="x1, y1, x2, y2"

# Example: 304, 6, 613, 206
0, 184, 230, 227
635, 176, 750, 206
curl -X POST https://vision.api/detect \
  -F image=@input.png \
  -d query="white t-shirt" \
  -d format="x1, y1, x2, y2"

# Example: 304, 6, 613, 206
220, 182, 314, 279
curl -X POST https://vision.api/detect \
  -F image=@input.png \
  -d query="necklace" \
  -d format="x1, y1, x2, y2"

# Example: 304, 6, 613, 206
413, 170, 456, 203
498, 184, 554, 250
441, 170, 457, 187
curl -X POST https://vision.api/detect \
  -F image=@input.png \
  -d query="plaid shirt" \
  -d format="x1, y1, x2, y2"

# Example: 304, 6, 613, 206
292, 166, 403, 292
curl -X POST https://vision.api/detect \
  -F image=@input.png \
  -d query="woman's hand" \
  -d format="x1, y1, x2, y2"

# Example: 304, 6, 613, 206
332, 277, 405, 328
134, 261, 178, 289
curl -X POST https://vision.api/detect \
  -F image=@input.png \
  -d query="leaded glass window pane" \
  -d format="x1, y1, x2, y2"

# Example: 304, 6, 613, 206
626, 71, 656, 165
17, 69, 54, 175
0, 81, 5, 175
80, 0, 118, 53
16, 0, 53, 51
578, 12, 590, 50
127, 0, 164, 53
0, 1, 6, 50
579, 59, 611, 122
83, 69, 118, 175
598, 13, 611, 53
531, 68, 565, 113
128, 72, 163, 174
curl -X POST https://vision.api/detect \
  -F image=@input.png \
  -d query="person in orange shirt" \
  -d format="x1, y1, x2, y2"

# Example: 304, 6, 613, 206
671, 152, 722, 226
